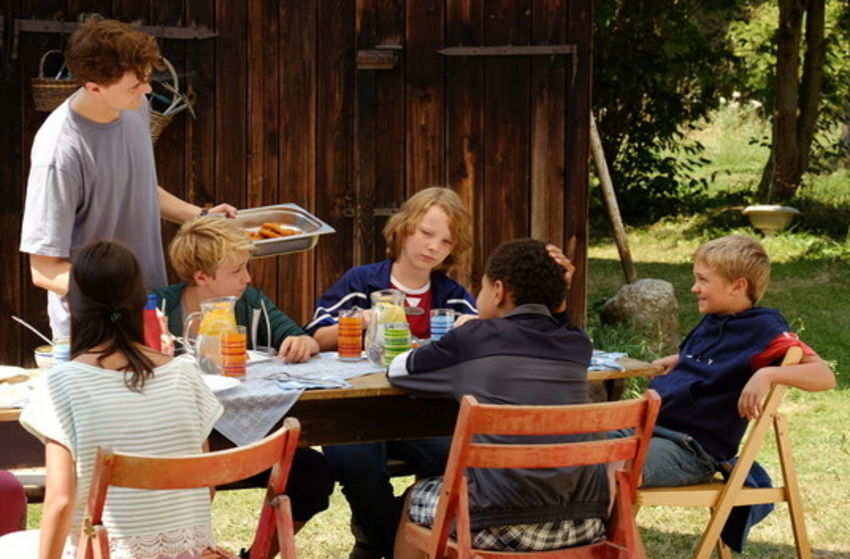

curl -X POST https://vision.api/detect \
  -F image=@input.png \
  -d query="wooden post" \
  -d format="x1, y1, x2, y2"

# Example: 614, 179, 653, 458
589, 113, 638, 284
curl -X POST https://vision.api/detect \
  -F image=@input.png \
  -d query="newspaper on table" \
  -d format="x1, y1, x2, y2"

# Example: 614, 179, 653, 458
589, 350, 627, 371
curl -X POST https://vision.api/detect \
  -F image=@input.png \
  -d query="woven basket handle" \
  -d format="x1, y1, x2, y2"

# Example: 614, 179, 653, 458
160, 57, 180, 114
38, 49, 66, 78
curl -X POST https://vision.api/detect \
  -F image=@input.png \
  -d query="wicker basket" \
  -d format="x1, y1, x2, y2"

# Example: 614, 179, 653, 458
148, 57, 190, 144
31, 50, 78, 112
149, 110, 174, 144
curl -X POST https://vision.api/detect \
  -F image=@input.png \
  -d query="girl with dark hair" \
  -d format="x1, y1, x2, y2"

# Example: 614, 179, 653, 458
9, 241, 223, 559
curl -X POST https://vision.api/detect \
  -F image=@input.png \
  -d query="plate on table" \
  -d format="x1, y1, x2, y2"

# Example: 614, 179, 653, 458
202, 375, 242, 393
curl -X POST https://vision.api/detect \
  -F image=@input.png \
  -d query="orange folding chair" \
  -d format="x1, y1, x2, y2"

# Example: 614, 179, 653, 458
404, 390, 661, 559
76, 417, 301, 559
638, 346, 811, 559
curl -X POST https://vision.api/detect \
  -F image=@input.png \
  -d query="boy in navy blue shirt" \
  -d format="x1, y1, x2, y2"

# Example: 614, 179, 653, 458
644, 235, 834, 487
389, 239, 609, 555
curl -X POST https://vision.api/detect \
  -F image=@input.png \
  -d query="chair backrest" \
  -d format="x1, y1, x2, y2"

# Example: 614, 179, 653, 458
77, 417, 300, 559
426, 390, 661, 558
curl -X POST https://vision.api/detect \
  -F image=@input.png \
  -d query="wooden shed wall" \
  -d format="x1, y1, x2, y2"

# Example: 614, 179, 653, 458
0, 0, 592, 366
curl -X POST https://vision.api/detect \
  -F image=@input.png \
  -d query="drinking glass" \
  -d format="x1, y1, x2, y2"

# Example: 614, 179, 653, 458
338, 308, 363, 361
429, 309, 456, 341
220, 325, 247, 378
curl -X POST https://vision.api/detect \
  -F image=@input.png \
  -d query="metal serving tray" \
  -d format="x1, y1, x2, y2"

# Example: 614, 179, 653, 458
233, 203, 335, 258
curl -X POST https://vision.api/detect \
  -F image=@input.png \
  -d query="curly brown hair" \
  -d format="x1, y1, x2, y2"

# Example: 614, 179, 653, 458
66, 19, 162, 86
485, 238, 566, 311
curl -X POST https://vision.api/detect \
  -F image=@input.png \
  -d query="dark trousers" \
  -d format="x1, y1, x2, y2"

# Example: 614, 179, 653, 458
323, 438, 450, 558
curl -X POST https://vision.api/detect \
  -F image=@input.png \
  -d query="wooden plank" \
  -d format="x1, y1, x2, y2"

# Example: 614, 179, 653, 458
439, 45, 575, 56
111, 0, 148, 23
370, 0, 405, 262
356, 49, 397, 70
530, 0, 566, 246
245, 0, 280, 324
483, 0, 532, 258
67, 1, 112, 23
151, 0, 188, 255
14, 19, 217, 39
564, 0, 592, 325
278, 1, 319, 325
315, 0, 355, 298
1, 1, 23, 367
18, 0, 63, 365
354, 0, 379, 267
185, 0, 216, 252
214, 0, 248, 211
405, 0, 444, 191
445, 0, 485, 291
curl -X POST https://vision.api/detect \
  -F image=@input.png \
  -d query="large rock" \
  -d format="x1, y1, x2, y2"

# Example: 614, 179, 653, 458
600, 278, 679, 353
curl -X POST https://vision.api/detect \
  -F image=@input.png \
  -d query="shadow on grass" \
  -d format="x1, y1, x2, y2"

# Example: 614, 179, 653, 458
640, 527, 850, 558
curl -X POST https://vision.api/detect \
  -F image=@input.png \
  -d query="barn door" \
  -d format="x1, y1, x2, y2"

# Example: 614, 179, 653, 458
314, 0, 590, 321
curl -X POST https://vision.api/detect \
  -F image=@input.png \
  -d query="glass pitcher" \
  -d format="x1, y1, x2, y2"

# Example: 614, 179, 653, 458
364, 289, 409, 367
184, 296, 238, 375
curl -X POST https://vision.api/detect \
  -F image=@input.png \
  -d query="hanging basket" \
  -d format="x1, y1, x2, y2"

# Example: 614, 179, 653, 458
148, 57, 194, 144
150, 111, 175, 144
31, 50, 79, 112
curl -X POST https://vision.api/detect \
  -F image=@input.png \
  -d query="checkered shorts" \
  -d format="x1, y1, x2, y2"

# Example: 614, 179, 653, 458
408, 477, 606, 552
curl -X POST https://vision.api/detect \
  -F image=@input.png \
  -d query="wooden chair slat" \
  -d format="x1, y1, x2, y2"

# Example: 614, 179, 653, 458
467, 439, 639, 470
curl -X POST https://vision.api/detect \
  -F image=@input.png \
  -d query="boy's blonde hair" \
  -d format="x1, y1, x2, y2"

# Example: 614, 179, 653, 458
383, 187, 472, 273
693, 235, 770, 304
169, 217, 255, 284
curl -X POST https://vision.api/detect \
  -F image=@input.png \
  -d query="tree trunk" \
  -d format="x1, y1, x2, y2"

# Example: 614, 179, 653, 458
759, 0, 826, 202
797, 0, 826, 176
771, 0, 805, 203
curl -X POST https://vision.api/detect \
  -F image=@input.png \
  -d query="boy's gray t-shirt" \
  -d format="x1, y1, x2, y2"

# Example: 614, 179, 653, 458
20, 93, 167, 337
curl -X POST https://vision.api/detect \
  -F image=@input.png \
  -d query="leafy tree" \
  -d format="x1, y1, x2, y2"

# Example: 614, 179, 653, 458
592, 0, 743, 222
730, 1, 850, 198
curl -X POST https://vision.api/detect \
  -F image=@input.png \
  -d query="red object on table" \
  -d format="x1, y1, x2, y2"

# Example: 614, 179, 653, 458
143, 294, 162, 352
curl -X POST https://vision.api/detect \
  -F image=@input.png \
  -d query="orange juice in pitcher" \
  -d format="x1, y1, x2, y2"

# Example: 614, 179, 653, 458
184, 296, 238, 375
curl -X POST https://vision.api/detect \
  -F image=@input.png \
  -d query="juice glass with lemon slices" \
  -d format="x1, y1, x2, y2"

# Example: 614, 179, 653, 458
364, 289, 409, 367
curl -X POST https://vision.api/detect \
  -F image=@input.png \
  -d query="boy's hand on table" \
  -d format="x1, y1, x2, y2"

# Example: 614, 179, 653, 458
651, 354, 679, 374
738, 369, 772, 420
278, 335, 320, 363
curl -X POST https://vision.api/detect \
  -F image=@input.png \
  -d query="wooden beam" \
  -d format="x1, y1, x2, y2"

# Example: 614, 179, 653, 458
439, 44, 575, 56
356, 49, 397, 70
14, 18, 217, 40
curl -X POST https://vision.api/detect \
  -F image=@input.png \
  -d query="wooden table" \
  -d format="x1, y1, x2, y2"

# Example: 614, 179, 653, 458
1, 358, 662, 467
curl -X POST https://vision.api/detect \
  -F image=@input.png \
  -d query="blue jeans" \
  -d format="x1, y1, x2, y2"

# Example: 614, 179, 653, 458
612, 426, 718, 487
323, 437, 450, 558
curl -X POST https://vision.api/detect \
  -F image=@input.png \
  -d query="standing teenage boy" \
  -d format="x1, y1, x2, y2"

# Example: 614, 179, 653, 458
20, 18, 235, 339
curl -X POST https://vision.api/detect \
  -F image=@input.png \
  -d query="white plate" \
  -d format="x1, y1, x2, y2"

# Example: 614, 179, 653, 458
202, 375, 242, 392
